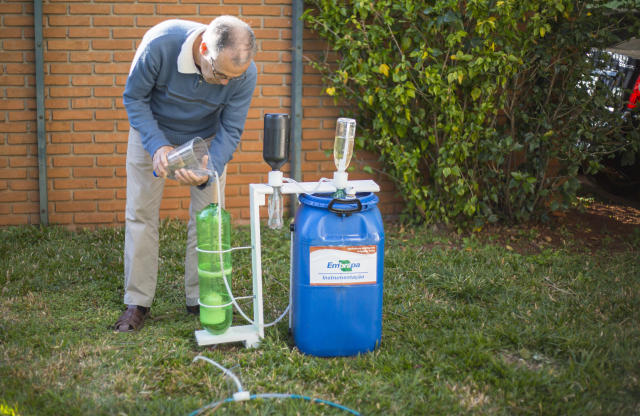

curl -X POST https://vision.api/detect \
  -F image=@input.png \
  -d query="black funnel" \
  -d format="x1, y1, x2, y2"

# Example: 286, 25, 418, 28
263, 113, 290, 170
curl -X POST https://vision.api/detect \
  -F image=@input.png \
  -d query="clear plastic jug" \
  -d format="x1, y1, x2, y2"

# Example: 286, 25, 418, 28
156, 137, 212, 179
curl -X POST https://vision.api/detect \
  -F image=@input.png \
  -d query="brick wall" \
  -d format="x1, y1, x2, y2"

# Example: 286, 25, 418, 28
0, 0, 402, 228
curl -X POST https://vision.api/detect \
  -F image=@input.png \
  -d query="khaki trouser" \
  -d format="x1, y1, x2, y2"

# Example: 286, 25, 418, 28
123, 128, 226, 308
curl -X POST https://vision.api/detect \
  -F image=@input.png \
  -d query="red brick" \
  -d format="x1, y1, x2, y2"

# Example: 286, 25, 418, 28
8, 111, 35, 122
47, 39, 89, 50
48, 15, 91, 26
50, 63, 92, 75
95, 109, 127, 120
42, 4, 67, 14
98, 200, 125, 211
96, 155, 125, 166
48, 213, 73, 225
72, 143, 113, 154
46, 121, 72, 131
0, 190, 27, 201
69, 27, 110, 38
115, 74, 127, 86
0, 28, 23, 38
41, 52, 66, 63
11, 178, 39, 191
5, 63, 35, 75
52, 109, 93, 120
48, 190, 72, 201
94, 132, 127, 143
69, 51, 111, 63
44, 98, 71, 109
46, 144, 72, 154
1, 4, 24, 13
74, 167, 115, 179
113, 4, 154, 14
3, 16, 33, 27
51, 155, 93, 167
43, 27, 68, 38
112, 28, 148, 39
7, 132, 38, 148
135, 16, 169, 27
94, 87, 123, 97
74, 120, 114, 131
72, 98, 113, 109
72, 75, 114, 86
243, 5, 285, 16
47, 168, 72, 179
75, 189, 113, 200
74, 212, 114, 224
93, 16, 135, 26
157, 4, 197, 14
261, 62, 291, 74
3, 39, 34, 50
0, 52, 24, 63
97, 177, 126, 188
0, 214, 30, 226
44, 75, 70, 85
264, 18, 292, 28
0, 122, 28, 133
56, 201, 96, 212
51, 132, 93, 144
69, 3, 111, 14
116, 120, 130, 132
54, 178, 96, 189
253, 28, 282, 40
92, 39, 134, 50
261, 85, 290, 96
199, 5, 241, 15
13, 202, 40, 214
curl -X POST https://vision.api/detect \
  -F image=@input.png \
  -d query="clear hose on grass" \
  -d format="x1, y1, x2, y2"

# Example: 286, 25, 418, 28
189, 355, 360, 416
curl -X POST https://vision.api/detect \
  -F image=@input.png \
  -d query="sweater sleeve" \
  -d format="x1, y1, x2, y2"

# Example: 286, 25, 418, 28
208, 63, 257, 176
122, 40, 171, 158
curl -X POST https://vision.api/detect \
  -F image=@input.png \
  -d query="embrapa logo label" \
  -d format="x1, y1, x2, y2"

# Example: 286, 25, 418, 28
327, 259, 360, 272
310, 246, 377, 286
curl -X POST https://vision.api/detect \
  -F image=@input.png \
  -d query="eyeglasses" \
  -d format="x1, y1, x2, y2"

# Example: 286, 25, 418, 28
208, 56, 246, 82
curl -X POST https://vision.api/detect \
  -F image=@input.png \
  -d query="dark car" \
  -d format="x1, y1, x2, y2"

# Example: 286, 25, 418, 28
585, 38, 640, 202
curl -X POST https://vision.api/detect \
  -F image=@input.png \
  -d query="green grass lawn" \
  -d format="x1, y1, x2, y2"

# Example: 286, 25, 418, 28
0, 220, 638, 415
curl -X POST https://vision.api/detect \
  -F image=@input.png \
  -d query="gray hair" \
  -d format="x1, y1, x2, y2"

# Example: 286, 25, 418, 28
203, 16, 257, 66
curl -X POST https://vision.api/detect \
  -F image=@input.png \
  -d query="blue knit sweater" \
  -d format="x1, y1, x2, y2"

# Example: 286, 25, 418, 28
123, 19, 257, 177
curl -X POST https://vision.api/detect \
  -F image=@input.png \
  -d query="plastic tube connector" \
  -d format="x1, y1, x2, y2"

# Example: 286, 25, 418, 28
268, 170, 284, 187
233, 391, 251, 402
333, 171, 348, 190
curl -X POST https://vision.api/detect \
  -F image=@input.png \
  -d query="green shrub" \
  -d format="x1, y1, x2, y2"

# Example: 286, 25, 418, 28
303, 0, 640, 226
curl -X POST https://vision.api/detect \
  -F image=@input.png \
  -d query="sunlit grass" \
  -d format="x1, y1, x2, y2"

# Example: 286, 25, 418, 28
1, 220, 638, 415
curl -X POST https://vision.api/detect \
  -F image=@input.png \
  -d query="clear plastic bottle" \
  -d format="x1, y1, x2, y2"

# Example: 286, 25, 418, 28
268, 186, 284, 229
196, 203, 233, 334
334, 118, 356, 172
333, 118, 356, 198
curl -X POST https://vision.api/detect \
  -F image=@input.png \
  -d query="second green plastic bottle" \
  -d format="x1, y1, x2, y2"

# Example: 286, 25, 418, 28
196, 203, 232, 334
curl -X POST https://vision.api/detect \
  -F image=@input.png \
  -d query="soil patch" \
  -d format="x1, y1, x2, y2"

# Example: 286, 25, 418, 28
477, 201, 640, 254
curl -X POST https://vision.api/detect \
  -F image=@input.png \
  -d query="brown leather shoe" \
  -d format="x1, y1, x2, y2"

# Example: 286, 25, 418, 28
113, 305, 149, 332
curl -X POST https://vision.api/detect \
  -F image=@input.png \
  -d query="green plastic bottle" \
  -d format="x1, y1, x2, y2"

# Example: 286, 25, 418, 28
196, 203, 233, 334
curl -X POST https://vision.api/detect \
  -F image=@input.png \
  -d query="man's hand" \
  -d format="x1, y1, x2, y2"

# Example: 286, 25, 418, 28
152, 146, 174, 178
174, 154, 210, 186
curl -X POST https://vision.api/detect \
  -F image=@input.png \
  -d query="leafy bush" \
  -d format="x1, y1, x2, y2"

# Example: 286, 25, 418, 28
303, 0, 640, 226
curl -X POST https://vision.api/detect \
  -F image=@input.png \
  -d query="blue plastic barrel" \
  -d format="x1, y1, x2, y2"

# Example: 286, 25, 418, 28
292, 192, 384, 357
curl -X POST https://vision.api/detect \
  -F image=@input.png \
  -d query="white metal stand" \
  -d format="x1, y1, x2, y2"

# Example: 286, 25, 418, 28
195, 179, 380, 348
